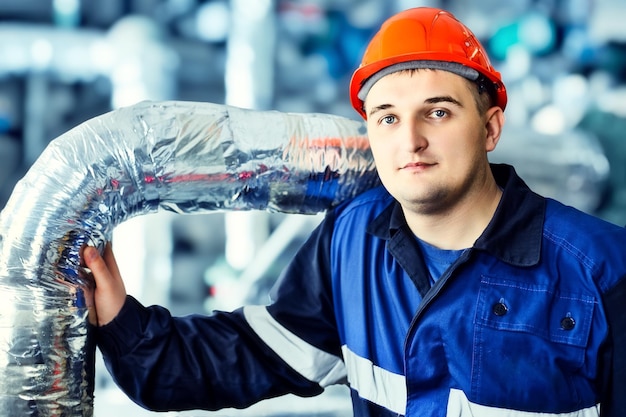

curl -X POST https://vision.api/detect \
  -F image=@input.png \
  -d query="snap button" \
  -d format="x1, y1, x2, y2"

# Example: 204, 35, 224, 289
560, 316, 576, 331
492, 300, 508, 316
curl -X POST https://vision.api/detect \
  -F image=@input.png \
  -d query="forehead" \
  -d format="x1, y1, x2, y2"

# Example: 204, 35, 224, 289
365, 69, 474, 104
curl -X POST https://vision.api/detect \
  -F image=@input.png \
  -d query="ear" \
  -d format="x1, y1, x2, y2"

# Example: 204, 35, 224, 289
484, 106, 505, 152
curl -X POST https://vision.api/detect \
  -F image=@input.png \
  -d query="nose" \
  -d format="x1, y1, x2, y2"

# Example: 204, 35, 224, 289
403, 121, 428, 152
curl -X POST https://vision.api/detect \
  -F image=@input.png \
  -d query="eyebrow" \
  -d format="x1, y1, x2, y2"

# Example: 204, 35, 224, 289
425, 95, 464, 107
367, 95, 464, 118
368, 103, 393, 118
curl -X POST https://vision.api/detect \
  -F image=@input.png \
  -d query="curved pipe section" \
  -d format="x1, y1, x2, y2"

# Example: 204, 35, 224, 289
0, 100, 377, 416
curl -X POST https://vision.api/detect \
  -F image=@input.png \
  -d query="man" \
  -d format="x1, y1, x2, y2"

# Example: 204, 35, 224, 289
84, 7, 626, 416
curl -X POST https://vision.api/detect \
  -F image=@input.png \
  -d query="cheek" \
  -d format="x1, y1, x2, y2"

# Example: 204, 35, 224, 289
368, 141, 392, 168
367, 128, 395, 158
448, 145, 476, 170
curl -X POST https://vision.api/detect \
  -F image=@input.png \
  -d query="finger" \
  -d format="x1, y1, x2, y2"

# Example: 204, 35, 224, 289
83, 244, 127, 326
102, 243, 123, 283
82, 283, 98, 326
83, 246, 112, 287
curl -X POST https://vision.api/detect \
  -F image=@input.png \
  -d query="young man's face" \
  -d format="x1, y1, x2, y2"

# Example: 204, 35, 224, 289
364, 69, 502, 216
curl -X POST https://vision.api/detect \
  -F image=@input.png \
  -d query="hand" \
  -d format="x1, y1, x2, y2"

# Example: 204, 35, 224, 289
83, 243, 127, 327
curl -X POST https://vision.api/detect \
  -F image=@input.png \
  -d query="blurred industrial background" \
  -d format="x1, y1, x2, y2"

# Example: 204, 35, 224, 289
1, 0, 626, 415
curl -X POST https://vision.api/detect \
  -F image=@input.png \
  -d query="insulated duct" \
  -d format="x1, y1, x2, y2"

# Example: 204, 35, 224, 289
0, 100, 377, 416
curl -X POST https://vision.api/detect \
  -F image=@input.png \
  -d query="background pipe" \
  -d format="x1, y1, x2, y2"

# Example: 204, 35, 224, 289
0, 100, 377, 416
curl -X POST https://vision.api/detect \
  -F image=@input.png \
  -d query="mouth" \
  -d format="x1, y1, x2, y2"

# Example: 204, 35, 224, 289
402, 162, 435, 171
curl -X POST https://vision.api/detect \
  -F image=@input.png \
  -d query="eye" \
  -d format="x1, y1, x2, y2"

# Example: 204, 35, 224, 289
430, 109, 448, 119
379, 115, 397, 125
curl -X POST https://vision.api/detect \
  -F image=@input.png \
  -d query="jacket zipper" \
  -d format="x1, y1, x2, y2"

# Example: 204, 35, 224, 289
402, 248, 474, 396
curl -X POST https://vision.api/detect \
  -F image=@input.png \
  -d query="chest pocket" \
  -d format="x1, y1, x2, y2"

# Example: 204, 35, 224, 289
471, 275, 596, 410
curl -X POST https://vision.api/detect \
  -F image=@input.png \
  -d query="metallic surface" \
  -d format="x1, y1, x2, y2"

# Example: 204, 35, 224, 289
0, 100, 377, 416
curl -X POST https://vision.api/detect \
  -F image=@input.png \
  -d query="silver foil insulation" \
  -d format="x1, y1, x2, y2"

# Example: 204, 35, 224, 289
0, 100, 378, 416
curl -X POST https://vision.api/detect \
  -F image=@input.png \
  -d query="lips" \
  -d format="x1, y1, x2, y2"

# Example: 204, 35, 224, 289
402, 161, 435, 170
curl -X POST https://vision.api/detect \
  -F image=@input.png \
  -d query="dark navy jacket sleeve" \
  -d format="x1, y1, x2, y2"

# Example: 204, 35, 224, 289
267, 210, 343, 358
601, 276, 626, 417
96, 297, 323, 411
95, 211, 341, 412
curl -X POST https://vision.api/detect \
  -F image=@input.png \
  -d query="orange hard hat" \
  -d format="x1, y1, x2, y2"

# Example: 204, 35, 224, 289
349, 7, 507, 118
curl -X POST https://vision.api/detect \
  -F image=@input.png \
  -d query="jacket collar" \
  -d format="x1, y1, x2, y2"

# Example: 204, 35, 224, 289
366, 163, 545, 267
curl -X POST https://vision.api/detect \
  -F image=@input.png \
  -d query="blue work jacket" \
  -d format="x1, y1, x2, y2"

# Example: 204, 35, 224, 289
97, 164, 626, 416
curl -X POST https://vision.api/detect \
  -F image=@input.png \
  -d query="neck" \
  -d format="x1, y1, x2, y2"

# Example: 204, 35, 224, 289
403, 177, 502, 250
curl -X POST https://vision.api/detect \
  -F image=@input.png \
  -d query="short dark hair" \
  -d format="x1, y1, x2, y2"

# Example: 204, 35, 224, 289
472, 75, 497, 114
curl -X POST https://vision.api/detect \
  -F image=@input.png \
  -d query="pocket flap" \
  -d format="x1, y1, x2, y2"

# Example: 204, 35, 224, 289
475, 276, 595, 347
